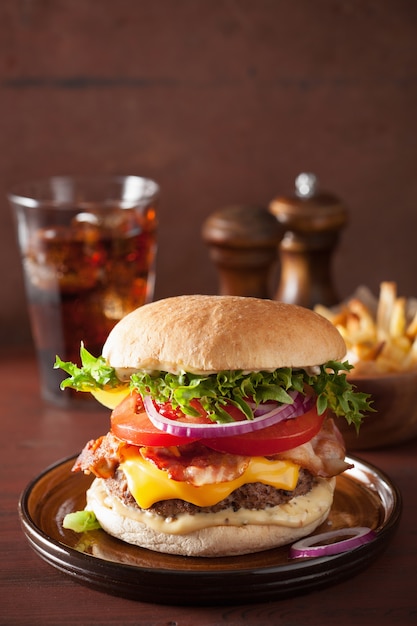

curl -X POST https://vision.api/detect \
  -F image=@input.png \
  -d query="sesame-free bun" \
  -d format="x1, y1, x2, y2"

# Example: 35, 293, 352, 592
102, 295, 346, 376
86, 476, 336, 557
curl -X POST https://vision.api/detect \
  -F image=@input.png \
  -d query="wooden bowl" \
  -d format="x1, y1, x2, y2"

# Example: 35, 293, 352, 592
334, 369, 417, 450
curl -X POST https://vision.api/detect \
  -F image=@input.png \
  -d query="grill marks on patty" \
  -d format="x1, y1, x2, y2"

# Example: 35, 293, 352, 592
104, 467, 315, 519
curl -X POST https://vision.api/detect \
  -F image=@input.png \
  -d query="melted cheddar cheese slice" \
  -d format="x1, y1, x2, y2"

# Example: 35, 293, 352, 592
119, 448, 300, 509
91, 387, 130, 409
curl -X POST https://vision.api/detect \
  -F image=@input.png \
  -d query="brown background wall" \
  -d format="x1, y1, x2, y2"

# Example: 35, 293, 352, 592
1, 0, 416, 347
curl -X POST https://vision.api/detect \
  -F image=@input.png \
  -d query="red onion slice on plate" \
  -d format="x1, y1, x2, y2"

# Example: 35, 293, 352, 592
289, 526, 377, 559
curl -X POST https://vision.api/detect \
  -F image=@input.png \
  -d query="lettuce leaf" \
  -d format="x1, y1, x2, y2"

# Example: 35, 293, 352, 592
306, 361, 373, 431
54, 343, 122, 391
130, 368, 304, 423
62, 510, 101, 533
54, 346, 373, 431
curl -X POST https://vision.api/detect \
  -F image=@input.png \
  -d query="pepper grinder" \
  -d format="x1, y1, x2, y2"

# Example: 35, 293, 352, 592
269, 173, 348, 308
202, 205, 283, 298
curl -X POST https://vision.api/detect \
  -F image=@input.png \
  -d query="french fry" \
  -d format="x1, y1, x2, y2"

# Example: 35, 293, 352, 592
406, 338, 417, 368
376, 281, 397, 341
345, 299, 377, 344
389, 297, 407, 339
406, 309, 417, 339
315, 282, 417, 374
314, 304, 349, 327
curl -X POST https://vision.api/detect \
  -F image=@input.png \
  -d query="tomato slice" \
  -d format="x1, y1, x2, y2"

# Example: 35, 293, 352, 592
204, 406, 325, 456
111, 391, 324, 455
155, 398, 214, 425
111, 393, 198, 447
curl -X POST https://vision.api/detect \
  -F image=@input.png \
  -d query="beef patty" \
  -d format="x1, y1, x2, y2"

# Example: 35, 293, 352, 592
103, 467, 315, 519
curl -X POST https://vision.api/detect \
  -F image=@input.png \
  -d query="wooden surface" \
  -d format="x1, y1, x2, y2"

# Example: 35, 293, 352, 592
1, 349, 416, 626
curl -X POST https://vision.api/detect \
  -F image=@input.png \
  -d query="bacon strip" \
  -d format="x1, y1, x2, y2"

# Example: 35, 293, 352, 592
72, 433, 126, 478
140, 443, 250, 486
276, 418, 352, 476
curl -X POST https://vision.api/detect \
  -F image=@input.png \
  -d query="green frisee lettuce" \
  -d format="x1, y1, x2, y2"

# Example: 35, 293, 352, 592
62, 510, 101, 533
55, 343, 122, 390
54, 346, 373, 431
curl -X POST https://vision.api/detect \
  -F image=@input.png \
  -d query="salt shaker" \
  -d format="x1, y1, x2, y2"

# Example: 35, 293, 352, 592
202, 204, 283, 298
269, 173, 348, 308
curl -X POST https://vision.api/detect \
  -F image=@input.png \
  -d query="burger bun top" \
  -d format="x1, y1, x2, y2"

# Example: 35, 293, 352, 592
102, 295, 346, 376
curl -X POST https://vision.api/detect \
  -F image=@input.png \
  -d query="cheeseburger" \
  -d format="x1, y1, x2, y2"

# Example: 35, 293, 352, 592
56, 295, 371, 557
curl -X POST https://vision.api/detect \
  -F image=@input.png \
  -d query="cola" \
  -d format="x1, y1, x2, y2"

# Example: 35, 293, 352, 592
23, 207, 157, 404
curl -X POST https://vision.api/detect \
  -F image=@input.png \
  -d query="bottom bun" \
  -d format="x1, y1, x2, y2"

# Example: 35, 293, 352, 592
86, 477, 336, 557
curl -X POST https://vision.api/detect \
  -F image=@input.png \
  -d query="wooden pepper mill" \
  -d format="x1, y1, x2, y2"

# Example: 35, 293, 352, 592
269, 173, 348, 308
202, 205, 283, 298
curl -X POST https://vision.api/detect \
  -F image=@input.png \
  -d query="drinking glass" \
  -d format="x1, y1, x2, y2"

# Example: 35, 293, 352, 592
9, 175, 159, 406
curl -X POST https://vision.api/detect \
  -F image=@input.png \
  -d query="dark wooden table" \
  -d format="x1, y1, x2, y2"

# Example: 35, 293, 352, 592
2, 349, 416, 626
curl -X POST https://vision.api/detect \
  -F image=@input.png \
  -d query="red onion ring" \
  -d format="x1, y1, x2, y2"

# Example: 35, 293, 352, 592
250, 401, 282, 417
289, 526, 376, 559
143, 392, 314, 439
